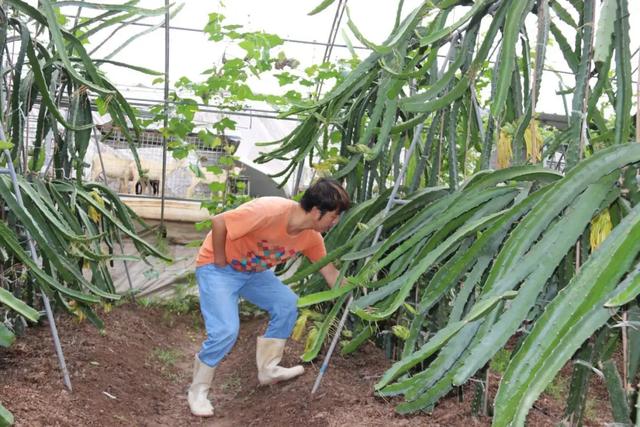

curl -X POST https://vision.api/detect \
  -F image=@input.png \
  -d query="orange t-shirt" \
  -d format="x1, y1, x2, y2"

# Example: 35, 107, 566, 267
196, 197, 326, 272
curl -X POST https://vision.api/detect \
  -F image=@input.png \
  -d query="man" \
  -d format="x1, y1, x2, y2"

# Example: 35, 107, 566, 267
188, 178, 350, 417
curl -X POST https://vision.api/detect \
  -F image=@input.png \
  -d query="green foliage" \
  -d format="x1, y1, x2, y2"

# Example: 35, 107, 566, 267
149, 346, 183, 382
602, 358, 632, 424
0, 402, 13, 427
251, 0, 640, 423
289, 144, 640, 422
137, 279, 200, 316
489, 348, 512, 375
0, 323, 15, 348
150, 347, 181, 368
0, 176, 168, 327
544, 374, 569, 401
0, 3, 176, 424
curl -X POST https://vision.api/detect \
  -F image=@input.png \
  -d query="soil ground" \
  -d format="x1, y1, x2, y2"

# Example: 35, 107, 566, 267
0, 303, 614, 426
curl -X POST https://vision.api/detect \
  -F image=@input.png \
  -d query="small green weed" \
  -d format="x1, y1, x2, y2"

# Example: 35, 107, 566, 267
583, 396, 598, 421
149, 347, 184, 382
151, 347, 181, 368
545, 374, 569, 401
162, 282, 200, 315
136, 277, 200, 316
220, 372, 242, 395
489, 348, 512, 374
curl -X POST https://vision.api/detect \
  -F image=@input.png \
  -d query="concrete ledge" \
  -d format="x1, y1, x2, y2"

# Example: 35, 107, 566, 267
120, 195, 211, 223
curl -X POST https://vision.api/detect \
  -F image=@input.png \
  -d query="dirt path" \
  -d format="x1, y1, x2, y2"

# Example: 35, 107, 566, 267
0, 304, 612, 426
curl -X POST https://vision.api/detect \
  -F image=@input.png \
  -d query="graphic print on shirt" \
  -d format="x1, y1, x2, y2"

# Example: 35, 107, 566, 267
230, 240, 298, 272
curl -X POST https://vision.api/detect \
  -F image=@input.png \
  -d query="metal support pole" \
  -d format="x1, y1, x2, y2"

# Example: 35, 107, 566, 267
1, 149, 72, 391
294, 0, 348, 197
159, 0, 170, 237
311, 122, 424, 395
92, 128, 135, 298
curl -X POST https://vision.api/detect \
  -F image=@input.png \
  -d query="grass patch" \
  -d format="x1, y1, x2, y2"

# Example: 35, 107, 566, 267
545, 374, 570, 401
151, 347, 181, 368
489, 348, 512, 374
583, 397, 598, 421
137, 276, 200, 316
149, 346, 184, 382
220, 372, 243, 395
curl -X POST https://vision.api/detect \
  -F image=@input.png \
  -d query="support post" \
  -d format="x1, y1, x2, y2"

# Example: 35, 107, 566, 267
159, 0, 170, 237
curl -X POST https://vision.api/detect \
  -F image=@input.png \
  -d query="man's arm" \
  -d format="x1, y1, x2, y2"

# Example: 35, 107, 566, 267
211, 214, 228, 267
319, 263, 346, 289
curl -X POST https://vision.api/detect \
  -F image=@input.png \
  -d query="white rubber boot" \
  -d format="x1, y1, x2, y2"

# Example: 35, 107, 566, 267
187, 354, 215, 417
256, 336, 304, 385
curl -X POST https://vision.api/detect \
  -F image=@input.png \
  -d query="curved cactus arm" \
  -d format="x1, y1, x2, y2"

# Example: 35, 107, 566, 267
376, 145, 640, 417
402, 321, 482, 400
0, 220, 100, 303
397, 307, 501, 412
490, 0, 536, 117
374, 291, 516, 390
297, 278, 358, 307
493, 203, 640, 427
0, 178, 119, 300
374, 318, 467, 391
357, 192, 462, 276
301, 294, 348, 362
0, 323, 15, 350
367, 191, 508, 290
0, 288, 40, 323
352, 211, 505, 321
602, 359, 633, 425
509, 311, 614, 426
448, 255, 493, 323
452, 172, 618, 384
74, 188, 169, 262
605, 263, 640, 307
0, 403, 13, 427
395, 369, 457, 414
385, 187, 450, 228
341, 241, 386, 261
285, 244, 354, 285
371, 187, 517, 277
340, 323, 375, 355
379, 321, 482, 398
416, 186, 547, 315
483, 144, 640, 294
351, 187, 520, 321
11, 176, 86, 241
461, 165, 562, 191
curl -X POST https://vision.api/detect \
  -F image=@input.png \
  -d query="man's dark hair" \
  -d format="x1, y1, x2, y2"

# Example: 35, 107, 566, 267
300, 178, 350, 217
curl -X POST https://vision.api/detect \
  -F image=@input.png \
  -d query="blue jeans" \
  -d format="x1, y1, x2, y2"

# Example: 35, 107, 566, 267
195, 264, 299, 367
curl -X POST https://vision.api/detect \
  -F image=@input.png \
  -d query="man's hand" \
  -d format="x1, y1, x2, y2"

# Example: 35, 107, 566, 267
319, 263, 345, 289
